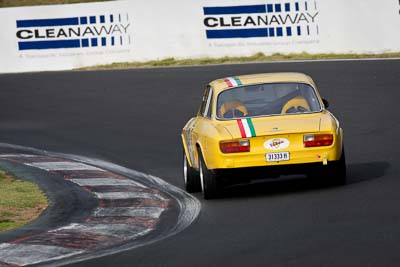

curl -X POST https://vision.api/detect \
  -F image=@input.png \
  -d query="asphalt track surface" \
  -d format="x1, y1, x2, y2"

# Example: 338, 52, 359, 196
0, 59, 400, 266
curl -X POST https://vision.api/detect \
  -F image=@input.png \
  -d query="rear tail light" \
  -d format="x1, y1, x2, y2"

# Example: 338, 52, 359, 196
304, 134, 333, 147
220, 139, 250, 153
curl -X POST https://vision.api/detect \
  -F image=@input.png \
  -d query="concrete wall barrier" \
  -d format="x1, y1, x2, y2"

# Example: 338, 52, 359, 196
0, 0, 399, 73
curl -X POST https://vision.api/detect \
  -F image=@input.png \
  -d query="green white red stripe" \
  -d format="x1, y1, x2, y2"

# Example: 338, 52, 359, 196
224, 77, 242, 88
237, 118, 256, 138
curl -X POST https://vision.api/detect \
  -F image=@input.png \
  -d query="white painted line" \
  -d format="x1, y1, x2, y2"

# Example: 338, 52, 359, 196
95, 191, 165, 200
0, 154, 38, 158
94, 207, 164, 219
69, 178, 145, 188
26, 161, 102, 171
52, 223, 151, 239
0, 243, 83, 266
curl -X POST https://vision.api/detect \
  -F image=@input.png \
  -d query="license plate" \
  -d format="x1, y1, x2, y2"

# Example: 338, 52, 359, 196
266, 152, 290, 162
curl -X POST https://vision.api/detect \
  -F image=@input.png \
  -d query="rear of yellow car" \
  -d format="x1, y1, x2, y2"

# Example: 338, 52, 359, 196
196, 115, 346, 199
205, 112, 343, 170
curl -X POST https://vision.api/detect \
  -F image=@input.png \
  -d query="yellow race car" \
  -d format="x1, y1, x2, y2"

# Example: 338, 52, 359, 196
181, 73, 346, 199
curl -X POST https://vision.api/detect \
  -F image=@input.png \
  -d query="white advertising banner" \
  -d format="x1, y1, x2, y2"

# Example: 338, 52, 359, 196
0, 0, 399, 73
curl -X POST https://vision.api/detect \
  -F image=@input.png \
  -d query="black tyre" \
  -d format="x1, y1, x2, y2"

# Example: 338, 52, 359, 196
183, 152, 201, 193
328, 149, 347, 186
307, 149, 347, 186
198, 149, 219, 199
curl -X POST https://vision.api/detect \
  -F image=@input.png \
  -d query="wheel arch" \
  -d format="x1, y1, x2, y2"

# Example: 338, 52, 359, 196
196, 142, 207, 170
181, 134, 193, 167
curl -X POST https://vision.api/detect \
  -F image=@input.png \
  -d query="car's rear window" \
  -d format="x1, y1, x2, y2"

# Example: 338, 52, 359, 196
216, 83, 322, 119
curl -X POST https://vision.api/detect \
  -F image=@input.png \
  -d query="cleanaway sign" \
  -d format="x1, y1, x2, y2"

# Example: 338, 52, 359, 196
0, 0, 399, 73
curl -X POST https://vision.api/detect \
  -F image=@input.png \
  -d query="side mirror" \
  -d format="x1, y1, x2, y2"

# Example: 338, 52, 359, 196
322, 98, 329, 108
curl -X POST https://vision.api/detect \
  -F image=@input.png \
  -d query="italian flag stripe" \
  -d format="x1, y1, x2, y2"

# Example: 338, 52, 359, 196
237, 118, 256, 138
236, 119, 247, 138
246, 118, 256, 137
224, 77, 242, 87
224, 78, 233, 87
233, 77, 242, 86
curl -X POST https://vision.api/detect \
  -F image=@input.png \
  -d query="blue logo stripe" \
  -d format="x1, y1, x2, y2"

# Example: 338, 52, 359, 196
17, 17, 79, 28
206, 28, 269, 39
18, 39, 81, 50
203, 2, 317, 40
203, 5, 266, 15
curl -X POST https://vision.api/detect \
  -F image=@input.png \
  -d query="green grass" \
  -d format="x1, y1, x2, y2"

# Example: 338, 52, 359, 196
0, 170, 48, 232
80, 52, 400, 70
0, 0, 111, 8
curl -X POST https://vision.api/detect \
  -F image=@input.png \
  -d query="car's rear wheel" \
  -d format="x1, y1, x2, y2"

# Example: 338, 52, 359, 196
183, 152, 201, 193
327, 149, 347, 186
308, 149, 347, 186
198, 149, 219, 199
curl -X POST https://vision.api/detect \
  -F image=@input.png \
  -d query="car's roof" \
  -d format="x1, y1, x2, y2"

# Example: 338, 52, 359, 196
209, 72, 316, 94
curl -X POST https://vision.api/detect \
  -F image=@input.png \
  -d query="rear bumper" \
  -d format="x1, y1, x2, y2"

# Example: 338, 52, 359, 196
206, 144, 342, 169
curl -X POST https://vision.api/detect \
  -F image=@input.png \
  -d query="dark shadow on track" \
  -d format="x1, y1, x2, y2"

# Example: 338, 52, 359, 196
220, 161, 389, 199
347, 161, 390, 184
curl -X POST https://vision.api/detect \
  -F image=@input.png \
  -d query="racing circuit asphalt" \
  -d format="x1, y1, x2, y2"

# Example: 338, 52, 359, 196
1, 59, 400, 266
